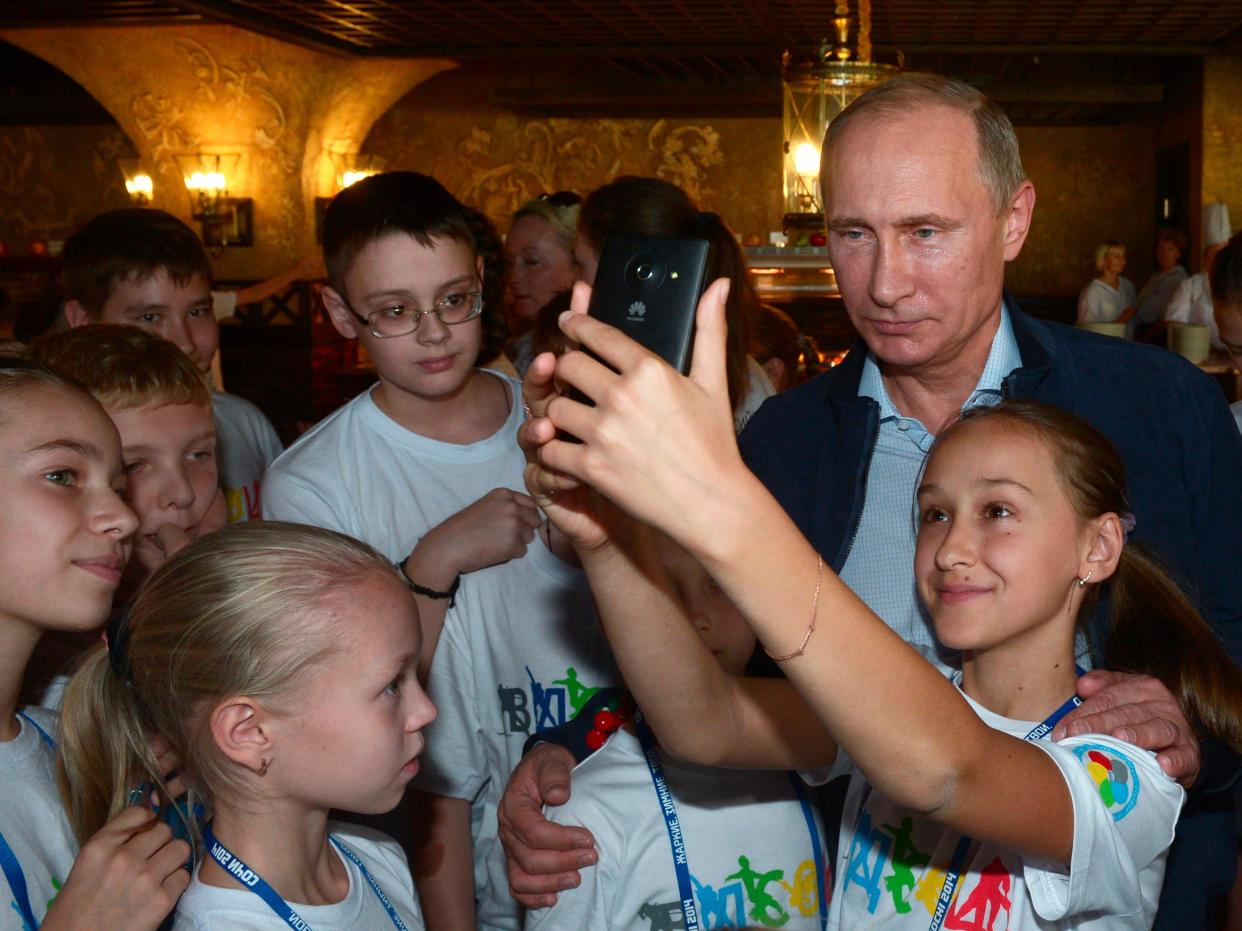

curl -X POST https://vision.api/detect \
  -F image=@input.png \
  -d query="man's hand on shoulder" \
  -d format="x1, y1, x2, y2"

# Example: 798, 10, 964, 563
498, 743, 597, 909
1053, 669, 1199, 787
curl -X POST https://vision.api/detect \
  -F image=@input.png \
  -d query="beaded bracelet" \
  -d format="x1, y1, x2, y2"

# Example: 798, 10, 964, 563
394, 560, 460, 608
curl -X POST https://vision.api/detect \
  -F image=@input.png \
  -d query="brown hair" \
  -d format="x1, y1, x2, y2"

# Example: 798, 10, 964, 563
28, 324, 211, 412
56, 521, 396, 851
822, 73, 1025, 217
942, 400, 1242, 753
577, 176, 756, 413
322, 171, 474, 295
61, 209, 212, 316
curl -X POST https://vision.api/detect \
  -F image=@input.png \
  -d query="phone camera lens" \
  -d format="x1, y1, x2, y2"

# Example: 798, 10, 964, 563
635, 263, 654, 281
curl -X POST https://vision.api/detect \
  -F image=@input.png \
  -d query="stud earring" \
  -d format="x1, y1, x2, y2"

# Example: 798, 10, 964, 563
257, 758, 270, 777
1075, 570, 1093, 588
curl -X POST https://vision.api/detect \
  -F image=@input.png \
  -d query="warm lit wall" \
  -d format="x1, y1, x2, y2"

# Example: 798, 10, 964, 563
363, 66, 783, 246
2, 25, 453, 279
0, 124, 135, 250
1010, 121, 1158, 298
1203, 56, 1242, 249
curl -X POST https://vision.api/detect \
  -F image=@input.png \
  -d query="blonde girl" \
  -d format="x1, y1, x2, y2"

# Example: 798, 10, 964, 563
521, 291, 1242, 929
0, 357, 190, 930
58, 520, 436, 930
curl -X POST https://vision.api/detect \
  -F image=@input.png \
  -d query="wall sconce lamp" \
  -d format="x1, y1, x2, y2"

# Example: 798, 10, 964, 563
173, 152, 253, 248
117, 159, 154, 205
315, 153, 386, 241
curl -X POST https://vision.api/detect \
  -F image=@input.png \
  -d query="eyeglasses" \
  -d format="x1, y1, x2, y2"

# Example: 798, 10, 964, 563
538, 191, 581, 208
345, 290, 483, 339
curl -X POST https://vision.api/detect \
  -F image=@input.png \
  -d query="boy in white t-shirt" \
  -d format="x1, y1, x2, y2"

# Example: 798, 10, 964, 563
62, 209, 283, 523
526, 538, 828, 931
262, 171, 539, 671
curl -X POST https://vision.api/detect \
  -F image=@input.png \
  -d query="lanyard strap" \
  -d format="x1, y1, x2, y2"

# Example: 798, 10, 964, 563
203, 824, 408, 931
16, 712, 54, 751
0, 829, 39, 931
635, 713, 700, 931
0, 711, 59, 930
926, 669, 1085, 931
788, 772, 829, 930
635, 713, 829, 931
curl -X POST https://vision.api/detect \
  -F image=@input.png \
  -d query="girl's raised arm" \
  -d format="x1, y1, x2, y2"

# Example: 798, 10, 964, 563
535, 284, 1076, 863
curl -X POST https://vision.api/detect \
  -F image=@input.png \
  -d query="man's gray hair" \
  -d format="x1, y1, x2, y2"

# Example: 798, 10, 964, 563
821, 73, 1026, 216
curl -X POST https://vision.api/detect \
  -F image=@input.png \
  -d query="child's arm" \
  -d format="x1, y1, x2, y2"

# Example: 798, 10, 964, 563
578, 516, 837, 771
537, 283, 1077, 862
40, 806, 189, 931
400, 487, 542, 674
523, 345, 836, 772
408, 789, 476, 931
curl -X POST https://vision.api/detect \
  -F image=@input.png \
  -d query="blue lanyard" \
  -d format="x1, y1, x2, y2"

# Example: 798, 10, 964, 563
0, 712, 58, 931
202, 824, 409, 931
635, 712, 828, 931
926, 671, 1084, 931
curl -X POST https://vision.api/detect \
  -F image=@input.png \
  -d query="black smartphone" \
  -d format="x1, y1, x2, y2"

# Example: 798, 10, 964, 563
585, 233, 711, 374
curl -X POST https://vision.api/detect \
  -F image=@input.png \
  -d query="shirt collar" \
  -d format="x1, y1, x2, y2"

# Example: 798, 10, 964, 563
857, 305, 1022, 421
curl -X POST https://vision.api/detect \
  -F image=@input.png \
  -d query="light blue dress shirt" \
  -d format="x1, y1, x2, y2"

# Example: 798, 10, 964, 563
838, 308, 1023, 674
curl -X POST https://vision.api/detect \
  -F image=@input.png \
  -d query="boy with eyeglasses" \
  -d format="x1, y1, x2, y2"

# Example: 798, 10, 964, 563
264, 171, 539, 665
264, 172, 617, 930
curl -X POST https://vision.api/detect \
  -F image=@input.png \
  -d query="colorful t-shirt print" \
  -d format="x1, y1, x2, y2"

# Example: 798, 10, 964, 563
529, 728, 829, 931
822, 686, 1183, 930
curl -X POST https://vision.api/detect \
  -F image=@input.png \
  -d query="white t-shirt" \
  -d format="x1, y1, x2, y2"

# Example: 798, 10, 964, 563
815, 686, 1183, 930
1077, 277, 1137, 324
172, 823, 422, 930
526, 727, 829, 931
413, 538, 618, 931
1231, 400, 1242, 434
1165, 272, 1223, 348
261, 372, 525, 560
212, 391, 283, 523
734, 355, 777, 434
0, 707, 77, 931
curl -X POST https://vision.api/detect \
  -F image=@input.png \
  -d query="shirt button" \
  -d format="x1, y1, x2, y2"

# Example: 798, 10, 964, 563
897, 422, 910, 432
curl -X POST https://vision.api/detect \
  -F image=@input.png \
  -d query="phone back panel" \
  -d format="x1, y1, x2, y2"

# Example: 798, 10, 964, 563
586, 233, 710, 374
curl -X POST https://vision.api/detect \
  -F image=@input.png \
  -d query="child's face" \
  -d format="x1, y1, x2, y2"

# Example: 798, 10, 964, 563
659, 536, 757, 677
267, 569, 436, 814
324, 233, 485, 403
914, 422, 1088, 659
0, 384, 137, 632
107, 402, 218, 578
92, 269, 218, 375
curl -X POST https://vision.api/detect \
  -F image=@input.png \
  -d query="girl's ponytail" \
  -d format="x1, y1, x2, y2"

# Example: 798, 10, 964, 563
56, 645, 164, 844
1105, 546, 1242, 754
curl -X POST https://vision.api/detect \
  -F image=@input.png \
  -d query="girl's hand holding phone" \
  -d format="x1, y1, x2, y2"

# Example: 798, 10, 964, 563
536, 277, 753, 560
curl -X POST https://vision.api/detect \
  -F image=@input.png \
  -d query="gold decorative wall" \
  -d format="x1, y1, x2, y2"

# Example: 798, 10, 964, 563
1009, 121, 1159, 297
1203, 57, 1242, 248
0, 124, 135, 249
2, 25, 453, 280
363, 67, 783, 245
